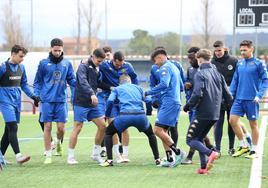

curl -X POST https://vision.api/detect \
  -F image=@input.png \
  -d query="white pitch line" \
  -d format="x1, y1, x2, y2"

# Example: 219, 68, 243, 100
248, 115, 267, 188
18, 136, 268, 141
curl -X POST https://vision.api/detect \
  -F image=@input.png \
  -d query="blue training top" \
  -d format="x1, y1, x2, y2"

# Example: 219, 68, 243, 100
147, 60, 182, 105
0, 60, 34, 108
33, 57, 76, 102
99, 60, 138, 87
230, 57, 268, 100
106, 83, 145, 117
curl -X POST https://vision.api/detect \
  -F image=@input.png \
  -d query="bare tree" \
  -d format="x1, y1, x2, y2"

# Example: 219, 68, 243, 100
1, 3, 30, 50
81, 0, 101, 54
191, 0, 224, 49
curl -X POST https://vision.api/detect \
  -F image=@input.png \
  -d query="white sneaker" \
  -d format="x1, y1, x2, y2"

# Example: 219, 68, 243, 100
67, 157, 78, 165
16, 155, 31, 164
91, 155, 104, 164
121, 155, 130, 163
115, 154, 124, 163
51, 141, 56, 150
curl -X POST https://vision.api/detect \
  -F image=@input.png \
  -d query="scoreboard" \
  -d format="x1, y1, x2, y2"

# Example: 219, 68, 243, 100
236, 0, 268, 27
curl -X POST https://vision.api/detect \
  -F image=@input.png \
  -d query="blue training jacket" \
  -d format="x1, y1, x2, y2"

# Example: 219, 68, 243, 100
0, 60, 34, 108
185, 66, 199, 101
147, 60, 182, 104
150, 60, 185, 91
106, 83, 145, 117
99, 60, 138, 86
98, 60, 138, 99
230, 57, 268, 100
33, 57, 76, 102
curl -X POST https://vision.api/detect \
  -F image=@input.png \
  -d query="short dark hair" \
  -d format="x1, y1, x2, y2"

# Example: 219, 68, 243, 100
196, 49, 212, 61
93, 48, 106, 59
151, 48, 167, 61
113, 51, 124, 61
51, 38, 63, 47
240, 40, 253, 48
213, 40, 224, 48
187, 47, 200, 54
103, 46, 112, 53
11, 44, 28, 54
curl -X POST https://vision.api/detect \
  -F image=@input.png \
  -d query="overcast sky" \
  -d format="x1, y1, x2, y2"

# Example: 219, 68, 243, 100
0, 0, 250, 46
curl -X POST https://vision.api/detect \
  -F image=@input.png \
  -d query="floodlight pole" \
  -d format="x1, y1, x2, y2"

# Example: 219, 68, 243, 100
255, 28, 258, 57
105, 0, 108, 45
179, 0, 183, 62
232, 0, 236, 56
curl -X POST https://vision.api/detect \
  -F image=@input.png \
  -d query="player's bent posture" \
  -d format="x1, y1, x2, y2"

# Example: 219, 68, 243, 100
98, 51, 138, 162
0, 45, 39, 165
67, 48, 112, 165
183, 49, 232, 175
145, 48, 184, 168
100, 74, 160, 167
229, 40, 268, 159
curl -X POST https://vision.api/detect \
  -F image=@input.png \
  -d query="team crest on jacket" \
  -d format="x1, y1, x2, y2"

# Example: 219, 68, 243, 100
227, 65, 233, 70
53, 71, 61, 80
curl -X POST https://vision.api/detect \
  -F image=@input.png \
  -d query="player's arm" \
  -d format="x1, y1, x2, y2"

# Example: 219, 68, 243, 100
66, 62, 76, 88
77, 63, 95, 97
146, 67, 170, 96
128, 64, 139, 85
105, 89, 117, 117
97, 72, 112, 91
186, 73, 204, 110
33, 62, 43, 97
20, 65, 34, 98
221, 74, 233, 107
256, 62, 268, 99
229, 64, 239, 98
0, 63, 6, 79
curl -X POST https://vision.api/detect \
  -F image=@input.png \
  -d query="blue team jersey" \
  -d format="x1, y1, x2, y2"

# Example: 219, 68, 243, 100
150, 60, 185, 92
0, 60, 33, 108
99, 60, 138, 87
33, 57, 76, 102
106, 83, 145, 116
147, 60, 182, 104
230, 57, 268, 100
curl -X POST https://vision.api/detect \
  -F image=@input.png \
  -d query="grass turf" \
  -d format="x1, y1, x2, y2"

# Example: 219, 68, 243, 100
0, 113, 266, 188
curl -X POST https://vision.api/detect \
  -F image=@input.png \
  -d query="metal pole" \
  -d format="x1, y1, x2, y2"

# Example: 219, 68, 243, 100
255, 28, 258, 57
30, 0, 33, 50
77, 0, 81, 55
105, 0, 108, 45
232, 0, 236, 56
179, 0, 183, 62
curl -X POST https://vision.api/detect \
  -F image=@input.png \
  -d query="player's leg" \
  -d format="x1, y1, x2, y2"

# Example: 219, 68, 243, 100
100, 121, 118, 167
91, 116, 106, 163
230, 100, 249, 157
214, 109, 225, 152
142, 124, 160, 165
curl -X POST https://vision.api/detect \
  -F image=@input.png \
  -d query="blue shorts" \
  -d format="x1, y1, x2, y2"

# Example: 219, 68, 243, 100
113, 114, 149, 133
0, 103, 20, 123
41, 102, 68, 123
230, 99, 259, 120
97, 94, 119, 118
74, 105, 103, 122
156, 103, 180, 127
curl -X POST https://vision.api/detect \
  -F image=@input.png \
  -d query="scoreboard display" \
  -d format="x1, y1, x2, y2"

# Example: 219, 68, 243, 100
236, 0, 268, 27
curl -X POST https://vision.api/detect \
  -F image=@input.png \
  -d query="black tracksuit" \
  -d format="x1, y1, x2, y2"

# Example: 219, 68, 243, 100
211, 52, 237, 151
73, 59, 111, 108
